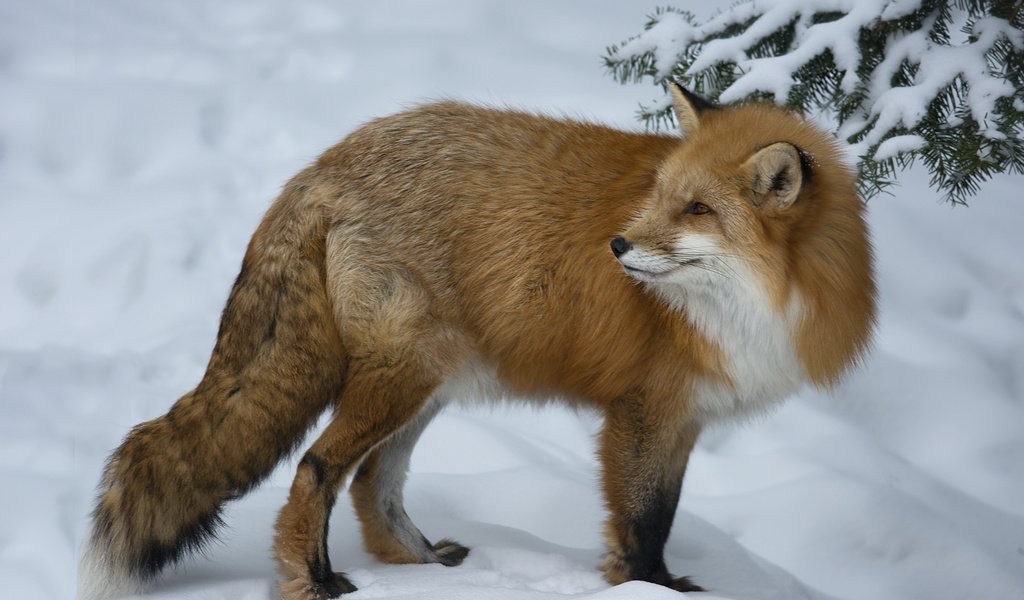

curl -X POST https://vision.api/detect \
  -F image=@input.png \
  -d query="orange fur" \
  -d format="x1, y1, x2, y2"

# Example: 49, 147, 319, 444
81, 88, 875, 600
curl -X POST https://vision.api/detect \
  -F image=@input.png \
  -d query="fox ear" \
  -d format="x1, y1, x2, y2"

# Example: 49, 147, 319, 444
744, 142, 803, 210
669, 83, 715, 140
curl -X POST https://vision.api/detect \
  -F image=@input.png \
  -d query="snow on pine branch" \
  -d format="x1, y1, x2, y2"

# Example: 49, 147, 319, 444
604, 0, 1024, 204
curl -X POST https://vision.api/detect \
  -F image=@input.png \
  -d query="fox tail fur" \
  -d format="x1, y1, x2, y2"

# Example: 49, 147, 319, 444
78, 178, 347, 599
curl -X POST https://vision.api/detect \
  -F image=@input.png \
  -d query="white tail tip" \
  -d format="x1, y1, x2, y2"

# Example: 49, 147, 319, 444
77, 528, 141, 600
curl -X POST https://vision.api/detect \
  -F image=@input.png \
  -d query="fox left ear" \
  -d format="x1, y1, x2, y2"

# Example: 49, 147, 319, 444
744, 142, 804, 210
669, 83, 716, 141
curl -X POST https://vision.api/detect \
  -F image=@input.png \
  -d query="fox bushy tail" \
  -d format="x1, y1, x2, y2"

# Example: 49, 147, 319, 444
79, 179, 347, 599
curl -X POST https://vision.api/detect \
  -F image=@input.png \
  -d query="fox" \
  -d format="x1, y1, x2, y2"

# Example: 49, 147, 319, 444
80, 84, 875, 599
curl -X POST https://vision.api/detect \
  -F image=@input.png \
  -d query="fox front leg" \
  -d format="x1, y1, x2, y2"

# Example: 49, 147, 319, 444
598, 397, 704, 593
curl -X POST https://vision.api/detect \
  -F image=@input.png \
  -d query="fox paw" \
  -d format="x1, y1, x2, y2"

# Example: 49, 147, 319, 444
279, 571, 357, 600
433, 538, 470, 566
670, 575, 705, 593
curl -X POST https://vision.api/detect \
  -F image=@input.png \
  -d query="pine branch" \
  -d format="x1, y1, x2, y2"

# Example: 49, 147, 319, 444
604, 0, 1024, 204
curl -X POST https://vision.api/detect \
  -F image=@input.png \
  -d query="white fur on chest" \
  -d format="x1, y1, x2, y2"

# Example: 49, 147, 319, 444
653, 258, 807, 422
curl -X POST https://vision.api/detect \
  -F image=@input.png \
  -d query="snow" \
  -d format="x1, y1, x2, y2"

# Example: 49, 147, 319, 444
854, 9, 1019, 155
873, 135, 925, 160
608, 0, 1022, 169
613, 10, 700, 82
692, 0, 885, 101
2, 2, 1024, 600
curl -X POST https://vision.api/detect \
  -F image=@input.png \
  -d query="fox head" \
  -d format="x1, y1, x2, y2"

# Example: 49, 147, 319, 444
613, 85, 816, 295
613, 84, 875, 389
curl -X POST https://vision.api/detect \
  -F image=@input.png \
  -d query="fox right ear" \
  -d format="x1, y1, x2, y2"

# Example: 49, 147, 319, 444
669, 83, 716, 140
744, 142, 804, 210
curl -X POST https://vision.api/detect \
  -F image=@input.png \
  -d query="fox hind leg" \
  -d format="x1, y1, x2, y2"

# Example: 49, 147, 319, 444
273, 355, 446, 599
350, 397, 469, 567
274, 241, 469, 599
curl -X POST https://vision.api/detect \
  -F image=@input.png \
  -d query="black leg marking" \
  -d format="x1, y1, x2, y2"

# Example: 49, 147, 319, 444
309, 555, 356, 598
297, 453, 353, 596
300, 453, 328, 486
309, 497, 333, 586
623, 469, 704, 591
625, 491, 676, 584
308, 492, 358, 597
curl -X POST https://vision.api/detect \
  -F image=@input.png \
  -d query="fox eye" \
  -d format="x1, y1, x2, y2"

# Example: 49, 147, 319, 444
687, 201, 711, 215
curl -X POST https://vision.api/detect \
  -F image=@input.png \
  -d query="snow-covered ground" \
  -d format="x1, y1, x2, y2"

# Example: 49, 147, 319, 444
2, 2, 1023, 599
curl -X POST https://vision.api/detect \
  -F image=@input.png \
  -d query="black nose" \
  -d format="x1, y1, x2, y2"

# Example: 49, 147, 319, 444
610, 236, 631, 258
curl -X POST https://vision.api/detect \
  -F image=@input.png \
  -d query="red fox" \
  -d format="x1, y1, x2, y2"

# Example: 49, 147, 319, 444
80, 85, 875, 599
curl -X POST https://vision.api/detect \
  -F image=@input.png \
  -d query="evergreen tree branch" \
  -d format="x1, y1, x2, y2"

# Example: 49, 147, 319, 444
605, 0, 1024, 204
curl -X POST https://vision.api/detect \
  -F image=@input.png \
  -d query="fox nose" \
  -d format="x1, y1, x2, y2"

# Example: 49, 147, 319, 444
610, 236, 632, 258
